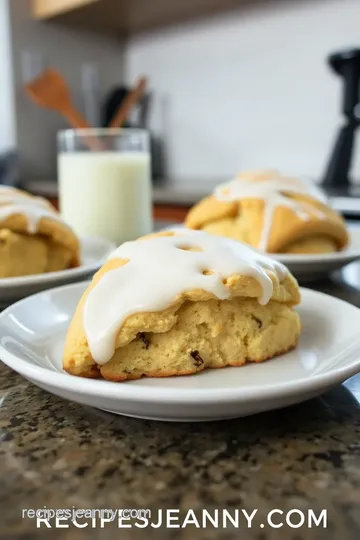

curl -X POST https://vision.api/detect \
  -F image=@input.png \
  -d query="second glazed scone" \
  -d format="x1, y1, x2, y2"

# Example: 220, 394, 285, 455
63, 230, 301, 382
185, 170, 349, 254
0, 185, 80, 277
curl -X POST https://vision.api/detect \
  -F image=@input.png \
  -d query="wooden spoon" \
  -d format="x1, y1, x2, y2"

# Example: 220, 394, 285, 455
25, 69, 102, 150
109, 76, 148, 129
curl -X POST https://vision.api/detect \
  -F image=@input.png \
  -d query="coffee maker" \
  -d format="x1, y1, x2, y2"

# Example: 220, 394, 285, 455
322, 48, 360, 217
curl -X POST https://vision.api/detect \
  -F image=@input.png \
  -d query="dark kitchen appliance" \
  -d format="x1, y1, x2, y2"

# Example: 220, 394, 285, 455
0, 151, 20, 188
322, 48, 360, 217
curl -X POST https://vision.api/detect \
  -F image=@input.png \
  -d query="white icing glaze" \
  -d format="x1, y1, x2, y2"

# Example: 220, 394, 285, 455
214, 175, 327, 251
83, 230, 288, 365
0, 188, 64, 234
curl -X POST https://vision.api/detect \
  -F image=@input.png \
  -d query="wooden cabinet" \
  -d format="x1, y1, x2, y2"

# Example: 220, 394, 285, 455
32, 0, 96, 19
32, 0, 249, 35
153, 204, 189, 223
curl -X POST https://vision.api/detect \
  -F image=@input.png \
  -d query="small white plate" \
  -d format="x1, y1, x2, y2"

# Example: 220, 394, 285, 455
0, 282, 360, 422
164, 225, 360, 281
273, 225, 360, 280
0, 237, 115, 306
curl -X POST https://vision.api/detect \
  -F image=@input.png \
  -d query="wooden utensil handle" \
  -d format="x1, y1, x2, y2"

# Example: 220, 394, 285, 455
63, 106, 104, 151
109, 76, 148, 129
63, 105, 92, 129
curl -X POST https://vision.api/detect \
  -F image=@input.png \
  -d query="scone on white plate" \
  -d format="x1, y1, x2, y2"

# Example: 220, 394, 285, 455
63, 230, 301, 382
185, 170, 349, 254
0, 186, 79, 278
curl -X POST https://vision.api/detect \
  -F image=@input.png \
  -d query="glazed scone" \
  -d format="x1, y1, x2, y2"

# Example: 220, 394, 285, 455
185, 170, 349, 254
0, 186, 79, 277
63, 230, 301, 382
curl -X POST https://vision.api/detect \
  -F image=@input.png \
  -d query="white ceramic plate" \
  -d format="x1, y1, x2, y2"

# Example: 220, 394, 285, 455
0, 282, 360, 422
273, 225, 360, 280
0, 237, 115, 306
164, 225, 360, 281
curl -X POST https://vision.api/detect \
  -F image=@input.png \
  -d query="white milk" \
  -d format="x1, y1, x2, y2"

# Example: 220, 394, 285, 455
58, 152, 152, 244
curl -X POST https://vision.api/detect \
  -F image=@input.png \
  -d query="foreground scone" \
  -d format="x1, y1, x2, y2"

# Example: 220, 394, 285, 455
185, 170, 349, 254
0, 186, 80, 277
63, 230, 301, 382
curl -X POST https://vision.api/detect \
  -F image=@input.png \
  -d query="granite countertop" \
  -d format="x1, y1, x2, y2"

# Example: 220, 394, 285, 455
1, 271, 360, 539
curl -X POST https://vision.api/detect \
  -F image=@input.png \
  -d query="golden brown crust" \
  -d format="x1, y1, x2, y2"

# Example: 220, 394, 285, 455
282, 235, 337, 254
186, 195, 238, 230
64, 295, 300, 381
185, 173, 349, 253
88, 342, 299, 382
0, 229, 78, 277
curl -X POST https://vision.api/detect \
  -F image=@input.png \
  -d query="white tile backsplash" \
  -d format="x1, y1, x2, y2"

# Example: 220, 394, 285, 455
125, 0, 360, 184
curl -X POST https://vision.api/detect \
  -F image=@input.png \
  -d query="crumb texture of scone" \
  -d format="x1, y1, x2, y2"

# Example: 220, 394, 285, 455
185, 170, 349, 254
63, 230, 301, 382
0, 186, 80, 277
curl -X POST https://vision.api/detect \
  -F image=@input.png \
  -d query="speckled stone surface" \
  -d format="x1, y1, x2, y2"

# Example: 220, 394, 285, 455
1, 270, 360, 540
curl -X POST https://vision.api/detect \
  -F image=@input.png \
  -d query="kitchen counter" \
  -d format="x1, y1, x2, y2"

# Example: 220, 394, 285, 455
24, 179, 214, 206
23, 179, 360, 216
1, 268, 360, 539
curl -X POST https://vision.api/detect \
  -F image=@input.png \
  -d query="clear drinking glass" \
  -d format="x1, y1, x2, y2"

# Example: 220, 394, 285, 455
58, 128, 152, 245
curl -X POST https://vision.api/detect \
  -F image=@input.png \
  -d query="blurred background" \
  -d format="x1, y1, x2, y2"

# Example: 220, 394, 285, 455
0, 0, 359, 212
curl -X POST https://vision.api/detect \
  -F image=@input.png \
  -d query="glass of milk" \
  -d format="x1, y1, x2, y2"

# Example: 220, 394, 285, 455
58, 128, 152, 245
